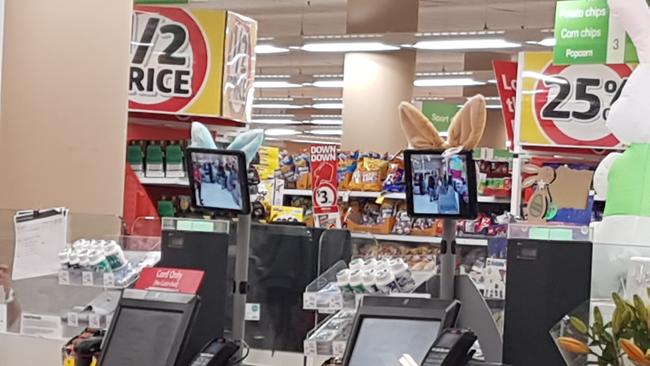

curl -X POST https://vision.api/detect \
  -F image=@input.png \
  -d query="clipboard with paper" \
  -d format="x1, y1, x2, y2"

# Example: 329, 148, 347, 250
12, 208, 69, 280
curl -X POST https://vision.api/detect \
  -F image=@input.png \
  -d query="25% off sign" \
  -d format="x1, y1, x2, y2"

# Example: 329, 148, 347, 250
530, 63, 632, 148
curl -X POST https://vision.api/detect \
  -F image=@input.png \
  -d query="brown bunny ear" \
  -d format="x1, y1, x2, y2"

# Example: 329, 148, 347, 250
446, 94, 487, 150
398, 102, 446, 149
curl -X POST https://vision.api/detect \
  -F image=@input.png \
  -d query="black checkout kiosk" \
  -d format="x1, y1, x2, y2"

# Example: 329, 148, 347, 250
97, 149, 508, 366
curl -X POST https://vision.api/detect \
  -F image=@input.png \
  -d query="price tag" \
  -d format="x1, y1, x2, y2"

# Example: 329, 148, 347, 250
103, 273, 116, 288
67, 312, 79, 327
303, 340, 317, 356
88, 314, 101, 329
303, 292, 317, 310
329, 294, 344, 310
82, 271, 94, 287
58, 270, 70, 285
332, 340, 347, 358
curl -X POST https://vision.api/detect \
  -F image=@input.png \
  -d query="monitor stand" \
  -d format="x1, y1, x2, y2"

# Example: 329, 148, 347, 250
432, 218, 504, 363
232, 213, 252, 359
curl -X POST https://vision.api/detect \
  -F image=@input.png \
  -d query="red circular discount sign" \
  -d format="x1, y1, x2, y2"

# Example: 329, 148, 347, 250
129, 7, 208, 113
313, 182, 338, 208
533, 63, 633, 147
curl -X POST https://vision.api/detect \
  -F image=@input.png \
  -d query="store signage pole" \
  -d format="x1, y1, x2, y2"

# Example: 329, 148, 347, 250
440, 219, 456, 300
232, 213, 251, 353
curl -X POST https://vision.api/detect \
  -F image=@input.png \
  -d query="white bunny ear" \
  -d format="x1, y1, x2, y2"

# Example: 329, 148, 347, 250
608, 0, 650, 63
523, 164, 541, 174
522, 176, 538, 188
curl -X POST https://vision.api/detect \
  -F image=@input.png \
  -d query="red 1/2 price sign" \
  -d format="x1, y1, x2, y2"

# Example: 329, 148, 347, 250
518, 52, 633, 149
310, 145, 341, 228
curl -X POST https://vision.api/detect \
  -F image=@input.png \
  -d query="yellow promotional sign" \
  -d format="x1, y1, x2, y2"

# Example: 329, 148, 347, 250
517, 52, 632, 149
255, 146, 280, 180
129, 7, 256, 121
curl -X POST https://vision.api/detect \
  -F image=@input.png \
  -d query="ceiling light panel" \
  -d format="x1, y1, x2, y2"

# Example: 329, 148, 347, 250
302, 42, 399, 53
312, 103, 344, 109
308, 129, 343, 136
255, 44, 290, 54
254, 80, 302, 88
310, 119, 343, 125
413, 38, 521, 50
252, 103, 305, 109
312, 80, 345, 88
414, 78, 485, 87
265, 128, 301, 136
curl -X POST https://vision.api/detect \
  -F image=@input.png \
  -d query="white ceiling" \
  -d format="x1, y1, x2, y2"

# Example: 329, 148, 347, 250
195, 0, 559, 142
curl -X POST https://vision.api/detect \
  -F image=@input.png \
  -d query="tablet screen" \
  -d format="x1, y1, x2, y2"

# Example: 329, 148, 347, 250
405, 150, 477, 219
187, 149, 250, 214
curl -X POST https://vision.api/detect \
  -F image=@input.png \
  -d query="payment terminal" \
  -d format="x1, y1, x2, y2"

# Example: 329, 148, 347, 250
189, 338, 239, 366
421, 328, 477, 366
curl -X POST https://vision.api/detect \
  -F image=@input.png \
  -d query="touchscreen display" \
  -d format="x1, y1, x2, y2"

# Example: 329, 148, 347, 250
348, 318, 440, 366
188, 150, 248, 212
405, 151, 476, 218
101, 308, 183, 366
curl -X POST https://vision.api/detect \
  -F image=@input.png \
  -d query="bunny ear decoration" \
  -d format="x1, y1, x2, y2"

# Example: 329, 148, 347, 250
523, 164, 542, 174
190, 122, 217, 149
227, 129, 265, 167
446, 94, 487, 150
398, 102, 446, 149
608, 0, 650, 63
522, 176, 539, 188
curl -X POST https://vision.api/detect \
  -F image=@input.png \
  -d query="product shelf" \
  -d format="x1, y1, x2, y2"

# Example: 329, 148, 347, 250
57, 251, 160, 289
284, 188, 509, 204
138, 176, 190, 187
303, 309, 356, 358
350, 232, 490, 246
303, 260, 435, 313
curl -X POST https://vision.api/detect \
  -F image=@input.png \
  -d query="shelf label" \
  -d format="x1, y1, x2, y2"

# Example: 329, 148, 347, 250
58, 270, 70, 285
67, 312, 79, 327
82, 271, 94, 286
333, 340, 347, 358
303, 292, 317, 310
88, 314, 101, 329
245, 303, 261, 321
303, 340, 317, 356
330, 294, 344, 310
103, 273, 116, 288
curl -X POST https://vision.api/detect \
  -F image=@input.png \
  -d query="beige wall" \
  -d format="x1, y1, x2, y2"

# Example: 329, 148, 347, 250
0, 0, 132, 216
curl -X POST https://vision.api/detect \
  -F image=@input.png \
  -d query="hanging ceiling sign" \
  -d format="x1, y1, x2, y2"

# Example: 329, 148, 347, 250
129, 7, 257, 122
553, 0, 639, 65
517, 52, 633, 150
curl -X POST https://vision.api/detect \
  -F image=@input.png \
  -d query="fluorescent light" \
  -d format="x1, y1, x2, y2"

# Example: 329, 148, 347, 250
251, 119, 302, 125
256, 74, 292, 79
527, 38, 556, 47
302, 42, 399, 53
255, 44, 290, 54
265, 128, 301, 136
486, 104, 503, 109
254, 80, 302, 88
308, 129, 343, 136
313, 97, 342, 101
413, 38, 521, 50
522, 71, 568, 84
252, 103, 304, 109
310, 119, 343, 125
255, 97, 294, 102
252, 114, 295, 118
414, 78, 485, 87
488, 79, 497, 84
312, 80, 345, 88
312, 103, 344, 110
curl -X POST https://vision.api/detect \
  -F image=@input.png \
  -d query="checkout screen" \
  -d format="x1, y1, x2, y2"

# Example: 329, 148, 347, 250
348, 318, 440, 366
101, 307, 183, 366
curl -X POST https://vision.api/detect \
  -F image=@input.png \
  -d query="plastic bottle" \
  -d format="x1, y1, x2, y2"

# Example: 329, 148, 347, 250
362, 269, 379, 293
391, 258, 416, 292
375, 258, 390, 271
362, 258, 377, 271
348, 270, 366, 293
88, 250, 112, 272
349, 258, 364, 272
103, 241, 127, 270
375, 269, 400, 294
68, 251, 80, 269
58, 249, 70, 269
335, 269, 353, 293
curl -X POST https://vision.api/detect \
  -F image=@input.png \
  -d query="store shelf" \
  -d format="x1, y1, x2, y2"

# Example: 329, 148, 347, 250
138, 176, 189, 187
350, 232, 489, 246
283, 189, 509, 204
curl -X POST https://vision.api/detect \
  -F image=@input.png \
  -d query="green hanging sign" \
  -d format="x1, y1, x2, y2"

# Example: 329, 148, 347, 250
421, 102, 460, 132
553, 0, 639, 65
